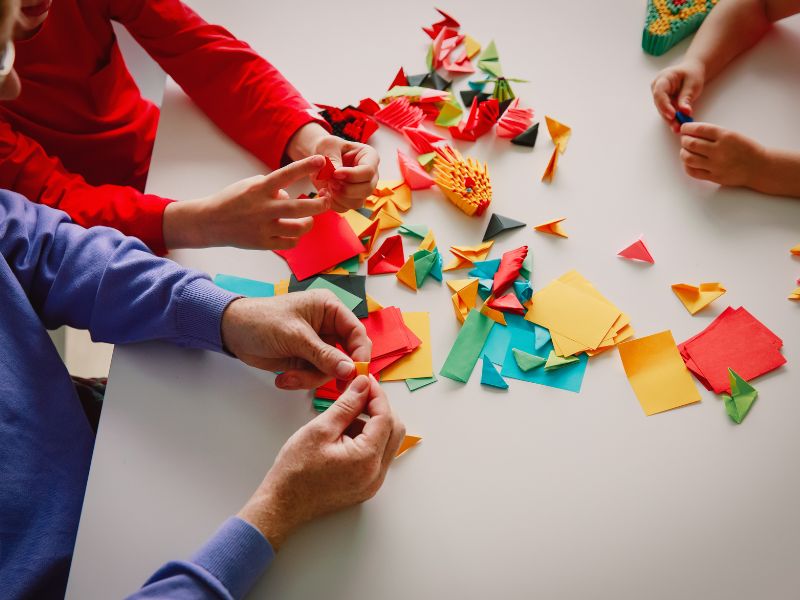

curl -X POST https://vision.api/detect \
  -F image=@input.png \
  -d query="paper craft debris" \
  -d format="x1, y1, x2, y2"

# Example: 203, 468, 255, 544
483, 213, 526, 241
289, 274, 368, 318
480, 303, 507, 325
361, 307, 422, 374
544, 350, 579, 370
440, 309, 494, 383
618, 236, 655, 264
433, 146, 492, 216
317, 156, 336, 180
443, 240, 494, 271
368, 235, 405, 275
365, 180, 412, 214
721, 368, 758, 424
398, 149, 435, 189
406, 375, 437, 391
541, 148, 560, 183
448, 278, 479, 323
213, 274, 274, 297
399, 224, 429, 239
396, 256, 418, 291
435, 101, 464, 127
464, 34, 481, 58
496, 99, 534, 138
403, 124, 446, 154
493, 246, 528, 296
449, 97, 499, 141
671, 282, 726, 314
545, 115, 572, 153
396, 434, 422, 457
366, 294, 383, 312
381, 312, 434, 381
354, 362, 370, 376
375, 97, 426, 131
642, 0, 719, 56
487, 293, 525, 315
618, 330, 702, 416
678, 306, 785, 394
315, 102, 379, 143
511, 122, 539, 148
481, 355, 509, 389
275, 211, 364, 281
534, 218, 568, 238
512, 348, 546, 371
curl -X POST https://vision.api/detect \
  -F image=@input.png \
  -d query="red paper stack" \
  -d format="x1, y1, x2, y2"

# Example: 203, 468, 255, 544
678, 306, 786, 394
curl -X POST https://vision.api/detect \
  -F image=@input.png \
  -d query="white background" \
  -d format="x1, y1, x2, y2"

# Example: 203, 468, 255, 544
68, 1, 800, 598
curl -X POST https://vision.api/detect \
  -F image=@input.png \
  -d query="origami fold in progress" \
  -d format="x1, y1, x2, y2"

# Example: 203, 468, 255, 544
671, 282, 726, 314
275, 211, 365, 281
361, 307, 422, 375
398, 149, 435, 189
381, 312, 434, 381
534, 218, 568, 238
288, 274, 368, 318
721, 368, 758, 424
396, 434, 422, 457
618, 330, 701, 416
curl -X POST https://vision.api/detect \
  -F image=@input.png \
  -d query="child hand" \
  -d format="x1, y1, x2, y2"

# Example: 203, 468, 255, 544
651, 59, 706, 132
311, 134, 380, 212
679, 122, 766, 188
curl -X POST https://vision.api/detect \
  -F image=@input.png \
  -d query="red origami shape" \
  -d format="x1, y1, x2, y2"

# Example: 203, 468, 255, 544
388, 67, 408, 90
357, 98, 380, 115
492, 246, 528, 296
403, 125, 446, 154
618, 236, 655, 264
367, 234, 405, 275
361, 307, 422, 374
496, 99, 535, 138
398, 149, 435, 189
443, 52, 476, 75
450, 98, 500, 141
317, 156, 336, 180
375, 98, 426, 132
431, 27, 463, 69
487, 293, 525, 315
422, 8, 460, 39
316, 103, 379, 143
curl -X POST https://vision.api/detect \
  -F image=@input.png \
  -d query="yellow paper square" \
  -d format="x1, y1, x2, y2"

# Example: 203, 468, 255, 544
380, 312, 433, 381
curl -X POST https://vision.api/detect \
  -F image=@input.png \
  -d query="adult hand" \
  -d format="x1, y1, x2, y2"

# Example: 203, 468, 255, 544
651, 59, 706, 132
287, 122, 380, 212
163, 155, 330, 251
220, 290, 372, 390
678, 122, 767, 188
237, 375, 406, 550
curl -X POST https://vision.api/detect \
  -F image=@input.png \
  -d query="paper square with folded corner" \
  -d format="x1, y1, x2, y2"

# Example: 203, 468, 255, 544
289, 274, 367, 318
306, 277, 363, 312
361, 307, 422, 375
721, 368, 758, 424
275, 211, 364, 281
618, 330, 701, 416
671, 282, 726, 314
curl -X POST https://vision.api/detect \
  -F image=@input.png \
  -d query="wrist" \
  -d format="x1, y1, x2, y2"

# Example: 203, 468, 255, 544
746, 143, 772, 192
163, 198, 216, 250
237, 488, 295, 551
286, 122, 330, 162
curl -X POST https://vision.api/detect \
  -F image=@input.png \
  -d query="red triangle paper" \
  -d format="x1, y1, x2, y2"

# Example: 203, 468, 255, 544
492, 246, 528, 296
403, 125, 446, 154
422, 8, 460, 39
367, 234, 405, 275
317, 156, 336, 180
398, 149, 435, 189
618, 237, 655, 264
487, 293, 525, 315
388, 67, 408, 90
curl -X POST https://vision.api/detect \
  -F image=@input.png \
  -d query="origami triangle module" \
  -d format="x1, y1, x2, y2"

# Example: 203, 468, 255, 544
511, 122, 539, 148
399, 224, 429, 239
396, 256, 417, 291
367, 234, 405, 275
396, 434, 423, 457
790, 287, 800, 301
398, 149, 435, 190
544, 351, 579, 371
618, 236, 655, 264
642, 0, 720, 56
317, 156, 336, 180
545, 116, 571, 153
487, 293, 525, 315
443, 240, 494, 271
721, 368, 758, 424
672, 282, 726, 315
388, 67, 408, 90
512, 348, 546, 371
496, 99, 534, 139
534, 218, 568, 238
791, 243, 800, 256
483, 213, 526, 241
541, 147, 560, 183
493, 246, 528, 296
481, 355, 509, 389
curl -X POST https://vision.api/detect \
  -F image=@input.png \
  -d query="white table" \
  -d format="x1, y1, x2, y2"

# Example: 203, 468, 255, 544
67, 2, 800, 598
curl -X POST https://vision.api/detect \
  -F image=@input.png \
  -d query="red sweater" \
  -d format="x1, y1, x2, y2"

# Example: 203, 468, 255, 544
0, 0, 325, 255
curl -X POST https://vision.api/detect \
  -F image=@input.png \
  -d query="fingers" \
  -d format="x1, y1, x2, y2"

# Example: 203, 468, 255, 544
327, 181, 376, 210
677, 74, 702, 114
359, 376, 394, 448
652, 73, 678, 121
292, 302, 358, 379
273, 216, 314, 238
680, 135, 713, 157
260, 155, 326, 195
680, 122, 720, 141
315, 291, 372, 363
684, 166, 715, 182
680, 148, 708, 169
266, 193, 329, 219
315, 375, 371, 435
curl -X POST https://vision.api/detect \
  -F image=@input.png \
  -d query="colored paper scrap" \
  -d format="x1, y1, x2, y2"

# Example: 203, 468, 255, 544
483, 213, 526, 241
534, 218, 568, 238
444, 240, 494, 271
289, 274, 367, 318
307, 277, 363, 312
213, 274, 274, 298
398, 149, 435, 190
481, 355, 509, 389
675, 111, 694, 125
618, 330, 701, 416
406, 375, 437, 391
317, 156, 336, 180
493, 246, 528, 296
545, 115, 571, 153
511, 122, 539, 148
544, 351, 579, 371
396, 435, 422, 458
447, 278, 479, 323
496, 99, 534, 138
671, 282, 726, 314
374, 97, 425, 131
399, 224, 429, 239
396, 256, 417, 291
618, 236, 655, 264
512, 348, 546, 371
791, 244, 800, 256
721, 368, 758, 424
487, 293, 525, 315
440, 309, 494, 383
541, 147, 560, 183
483, 322, 512, 364
368, 235, 405, 275
354, 362, 370, 376
366, 294, 383, 313
275, 211, 364, 281
500, 326, 588, 393
381, 312, 434, 382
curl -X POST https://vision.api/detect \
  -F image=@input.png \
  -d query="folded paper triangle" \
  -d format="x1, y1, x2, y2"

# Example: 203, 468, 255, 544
493, 246, 528, 297
545, 116, 571, 153
671, 282, 726, 314
618, 236, 655, 264
317, 156, 336, 180
541, 147, 560, 183
791, 244, 800, 256
480, 303, 507, 325
464, 34, 481, 59
444, 240, 494, 270
790, 287, 800, 301
483, 213, 526, 241
366, 294, 383, 312
399, 224, 428, 239
398, 149, 435, 190
512, 348, 546, 371
511, 122, 539, 148
544, 350, 579, 370
721, 368, 758, 424
403, 125, 446, 154
388, 67, 408, 90
375, 98, 425, 131
396, 434, 423, 457
396, 256, 417, 291
487, 292, 525, 315
481, 355, 509, 389
367, 235, 405, 275
534, 218, 568, 238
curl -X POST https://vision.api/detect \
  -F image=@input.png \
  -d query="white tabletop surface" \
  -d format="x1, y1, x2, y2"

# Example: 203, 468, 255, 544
67, 2, 800, 598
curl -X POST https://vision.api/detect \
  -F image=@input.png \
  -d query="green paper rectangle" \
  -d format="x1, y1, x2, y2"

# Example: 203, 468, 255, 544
406, 375, 438, 391
307, 278, 363, 311
440, 310, 494, 383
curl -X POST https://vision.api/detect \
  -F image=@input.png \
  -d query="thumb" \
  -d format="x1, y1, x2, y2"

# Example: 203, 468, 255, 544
677, 75, 703, 114
315, 375, 370, 434
260, 155, 326, 195
295, 323, 355, 381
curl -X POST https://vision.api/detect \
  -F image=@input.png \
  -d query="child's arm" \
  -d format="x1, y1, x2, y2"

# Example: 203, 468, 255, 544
652, 0, 800, 129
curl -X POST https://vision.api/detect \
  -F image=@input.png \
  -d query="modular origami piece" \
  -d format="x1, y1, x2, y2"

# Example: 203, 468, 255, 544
433, 146, 492, 216
642, 0, 719, 56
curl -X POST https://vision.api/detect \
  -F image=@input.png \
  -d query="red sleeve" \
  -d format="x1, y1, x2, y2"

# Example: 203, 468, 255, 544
110, 0, 331, 170
0, 122, 171, 255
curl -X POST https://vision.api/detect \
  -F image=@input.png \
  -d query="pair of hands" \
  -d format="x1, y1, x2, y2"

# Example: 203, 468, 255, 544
220, 290, 405, 550
164, 124, 379, 251
651, 60, 769, 190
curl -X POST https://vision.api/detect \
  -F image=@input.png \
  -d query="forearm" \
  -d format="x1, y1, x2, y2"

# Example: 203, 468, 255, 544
751, 147, 800, 197
684, 0, 774, 81
285, 122, 330, 163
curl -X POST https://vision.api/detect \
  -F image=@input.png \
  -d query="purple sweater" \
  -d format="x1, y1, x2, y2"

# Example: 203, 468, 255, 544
0, 191, 273, 599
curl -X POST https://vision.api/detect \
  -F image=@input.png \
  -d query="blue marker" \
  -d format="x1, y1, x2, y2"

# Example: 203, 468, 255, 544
675, 111, 694, 125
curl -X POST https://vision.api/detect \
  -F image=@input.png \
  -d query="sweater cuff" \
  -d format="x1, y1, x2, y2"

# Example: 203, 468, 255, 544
132, 194, 173, 257
175, 277, 239, 352
190, 517, 275, 600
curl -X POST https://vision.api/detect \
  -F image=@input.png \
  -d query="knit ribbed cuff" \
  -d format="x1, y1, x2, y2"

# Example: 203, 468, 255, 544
175, 277, 239, 352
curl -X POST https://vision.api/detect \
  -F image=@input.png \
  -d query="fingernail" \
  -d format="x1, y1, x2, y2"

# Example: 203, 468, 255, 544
350, 375, 368, 393
335, 360, 354, 379
277, 375, 299, 389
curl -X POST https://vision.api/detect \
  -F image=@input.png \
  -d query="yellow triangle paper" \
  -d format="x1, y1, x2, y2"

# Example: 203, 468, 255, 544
372, 207, 404, 233
396, 256, 417, 291
671, 282, 726, 315
446, 278, 477, 294
396, 435, 422, 458
464, 34, 481, 59
451, 241, 494, 261
444, 256, 471, 271
418, 230, 437, 252
451, 294, 470, 323
534, 218, 568, 238
789, 287, 800, 301
366, 294, 384, 312
480, 303, 507, 325
391, 183, 413, 212
545, 115, 571, 153
541, 147, 559, 183
342, 209, 374, 237
381, 312, 434, 381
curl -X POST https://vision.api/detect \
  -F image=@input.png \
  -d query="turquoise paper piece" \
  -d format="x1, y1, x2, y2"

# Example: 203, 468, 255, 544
213, 274, 274, 297
500, 326, 588, 393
